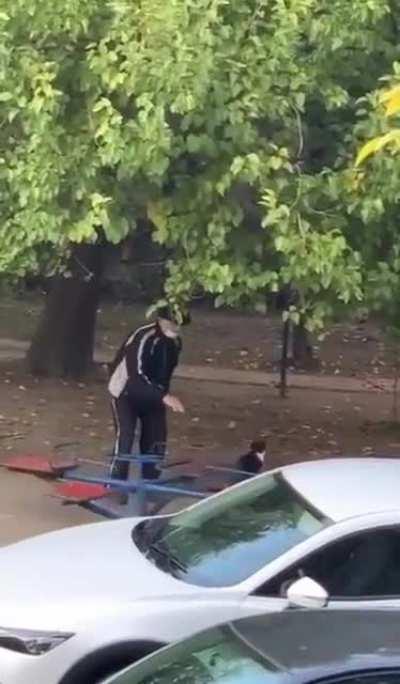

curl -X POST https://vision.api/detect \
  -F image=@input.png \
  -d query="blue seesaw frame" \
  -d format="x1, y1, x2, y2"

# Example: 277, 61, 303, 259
61, 452, 250, 518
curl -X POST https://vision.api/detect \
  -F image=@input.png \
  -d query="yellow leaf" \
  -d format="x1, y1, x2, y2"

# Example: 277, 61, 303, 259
380, 86, 400, 117
355, 130, 400, 166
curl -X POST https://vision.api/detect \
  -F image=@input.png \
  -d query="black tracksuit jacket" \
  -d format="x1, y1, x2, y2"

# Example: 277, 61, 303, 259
108, 322, 181, 406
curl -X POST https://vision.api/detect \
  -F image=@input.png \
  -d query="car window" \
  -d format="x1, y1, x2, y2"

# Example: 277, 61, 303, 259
134, 472, 329, 588
315, 671, 400, 684
105, 625, 281, 684
258, 529, 400, 598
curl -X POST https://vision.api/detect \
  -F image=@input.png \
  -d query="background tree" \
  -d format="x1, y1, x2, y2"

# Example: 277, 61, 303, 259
151, 0, 397, 331
348, 72, 400, 420
0, 0, 398, 376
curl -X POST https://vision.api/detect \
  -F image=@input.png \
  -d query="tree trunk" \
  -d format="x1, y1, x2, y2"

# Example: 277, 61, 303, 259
392, 361, 399, 424
279, 320, 290, 398
28, 243, 106, 378
292, 323, 315, 368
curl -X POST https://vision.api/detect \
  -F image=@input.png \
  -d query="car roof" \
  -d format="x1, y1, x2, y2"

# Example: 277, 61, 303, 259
281, 458, 400, 522
233, 609, 400, 681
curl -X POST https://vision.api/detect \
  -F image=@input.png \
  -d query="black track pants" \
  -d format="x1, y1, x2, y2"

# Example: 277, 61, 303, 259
110, 392, 167, 481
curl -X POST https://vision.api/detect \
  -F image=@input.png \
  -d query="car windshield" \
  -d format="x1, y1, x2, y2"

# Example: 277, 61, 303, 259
133, 472, 329, 587
106, 624, 281, 684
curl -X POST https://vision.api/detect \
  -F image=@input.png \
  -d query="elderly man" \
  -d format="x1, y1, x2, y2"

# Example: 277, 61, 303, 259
108, 306, 188, 480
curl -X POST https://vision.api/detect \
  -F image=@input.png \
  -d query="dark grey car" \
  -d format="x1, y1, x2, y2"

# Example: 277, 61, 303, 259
104, 609, 400, 684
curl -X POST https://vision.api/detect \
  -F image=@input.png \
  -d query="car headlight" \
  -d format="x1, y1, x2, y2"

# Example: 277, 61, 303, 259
0, 627, 74, 656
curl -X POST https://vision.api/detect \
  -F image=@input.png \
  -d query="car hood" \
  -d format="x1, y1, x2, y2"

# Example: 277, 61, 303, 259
0, 518, 197, 631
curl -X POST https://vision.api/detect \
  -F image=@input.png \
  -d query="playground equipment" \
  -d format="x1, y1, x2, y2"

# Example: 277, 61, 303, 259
1, 452, 251, 518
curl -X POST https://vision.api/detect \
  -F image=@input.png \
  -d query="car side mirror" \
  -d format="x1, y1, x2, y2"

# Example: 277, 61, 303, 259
286, 576, 329, 609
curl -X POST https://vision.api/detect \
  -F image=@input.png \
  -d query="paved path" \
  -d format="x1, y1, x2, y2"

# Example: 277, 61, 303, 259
0, 342, 100, 544
176, 365, 392, 394
0, 468, 98, 546
0, 337, 393, 394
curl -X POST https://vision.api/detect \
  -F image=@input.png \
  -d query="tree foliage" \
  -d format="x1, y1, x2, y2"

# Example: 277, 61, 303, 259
0, 0, 398, 329
349, 64, 400, 333
356, 85, 400, 166
352, 73, 400, 417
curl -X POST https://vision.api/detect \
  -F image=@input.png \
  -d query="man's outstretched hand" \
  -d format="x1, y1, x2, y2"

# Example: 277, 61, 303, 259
163, 394, 185, 413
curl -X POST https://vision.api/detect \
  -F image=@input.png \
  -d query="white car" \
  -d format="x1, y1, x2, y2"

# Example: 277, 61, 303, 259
1, 457, 400, 684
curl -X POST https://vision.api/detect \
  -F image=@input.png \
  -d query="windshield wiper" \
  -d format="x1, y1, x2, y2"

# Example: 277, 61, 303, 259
148, 543, 187, 574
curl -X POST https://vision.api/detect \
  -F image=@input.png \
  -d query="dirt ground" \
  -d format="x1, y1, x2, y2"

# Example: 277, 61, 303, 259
0, 294, 398, 467
0, 359, 398, 471
0, 294, 399, 543
0, 365, 398, 546
0, 294, 398, 486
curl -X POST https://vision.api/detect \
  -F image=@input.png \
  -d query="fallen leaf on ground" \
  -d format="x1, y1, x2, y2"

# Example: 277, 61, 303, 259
0, 432, 24, 440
